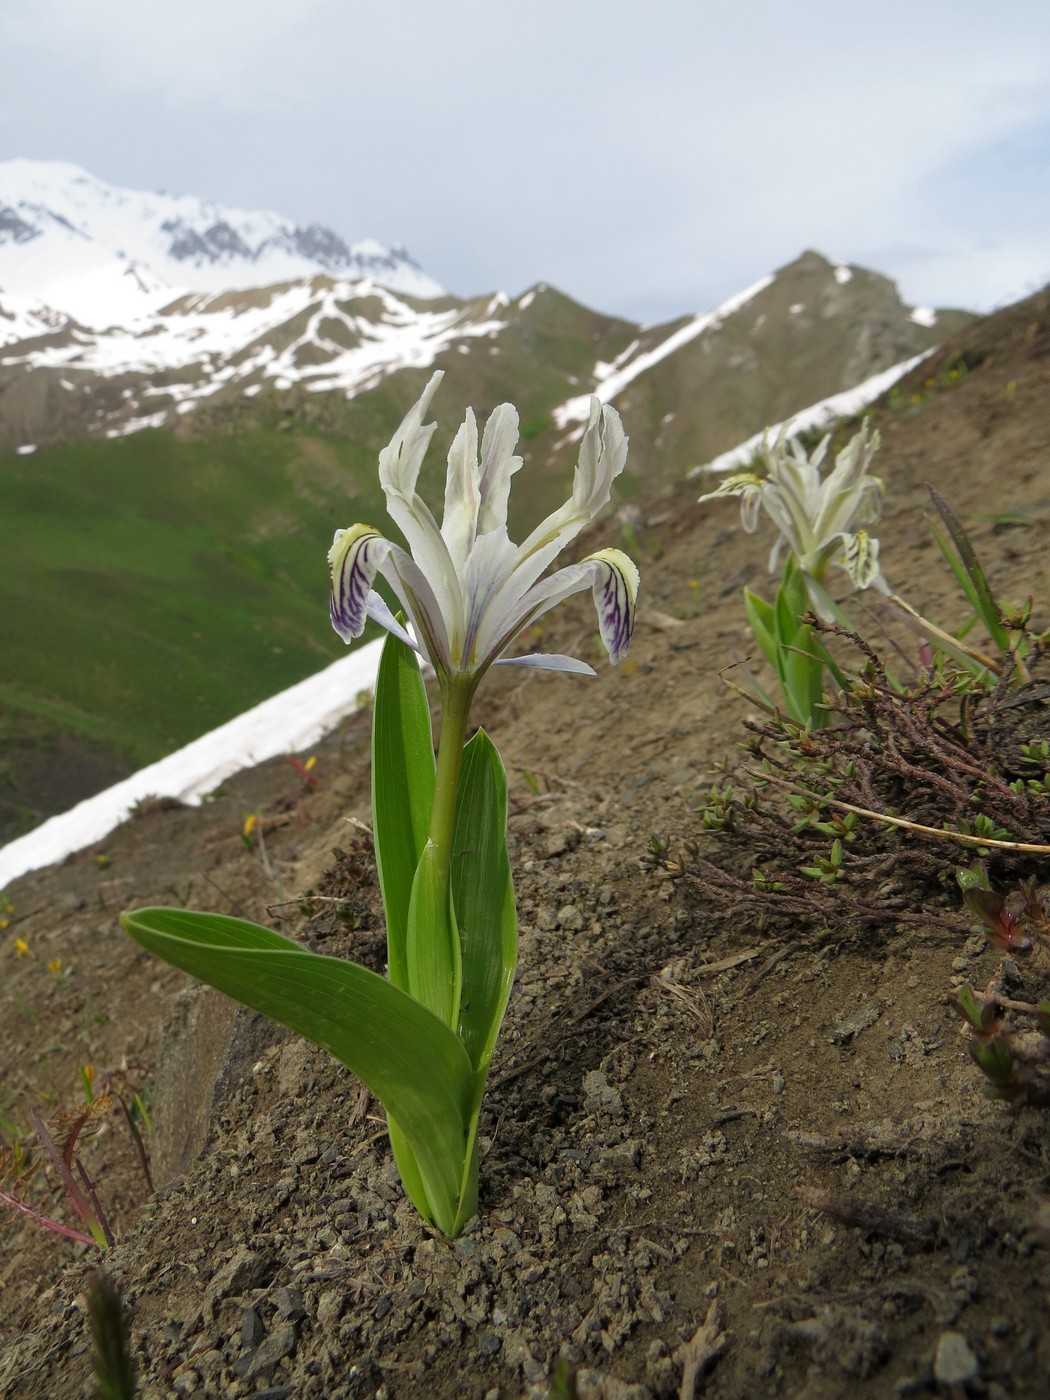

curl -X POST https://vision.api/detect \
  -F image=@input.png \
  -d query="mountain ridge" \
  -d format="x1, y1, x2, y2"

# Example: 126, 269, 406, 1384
0, 158, 443, 325
0, 161, 979, 844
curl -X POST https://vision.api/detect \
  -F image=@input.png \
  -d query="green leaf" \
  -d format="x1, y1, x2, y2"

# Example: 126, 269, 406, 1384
743, 588, 778, 671
928, 489, 1009, 652
451, 730, 518, 1076
120, 907, 473, 1235
372, 631, 435, 989
778, 626, 817, 722
406, 843, 461, 1029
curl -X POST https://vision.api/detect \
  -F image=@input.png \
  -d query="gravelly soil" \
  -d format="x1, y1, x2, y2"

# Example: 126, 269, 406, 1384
2, 288, 1050, 1399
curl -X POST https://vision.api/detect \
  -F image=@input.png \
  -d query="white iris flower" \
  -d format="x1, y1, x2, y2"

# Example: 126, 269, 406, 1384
330, 372, 639, 684
700, 420, 885, 605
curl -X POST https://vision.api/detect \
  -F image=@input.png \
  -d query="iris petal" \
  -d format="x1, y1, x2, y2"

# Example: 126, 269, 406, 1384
492, 652, 597, 675
486, 547, 639, 667
329, 525, 391, 641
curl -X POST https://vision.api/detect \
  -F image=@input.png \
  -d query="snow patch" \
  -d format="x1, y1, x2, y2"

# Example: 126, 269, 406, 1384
689, 351, 932, 479
554, 274, 775, 427
909, 306, 937, 327
16, 443, 36, 454
833, 264, 853, 284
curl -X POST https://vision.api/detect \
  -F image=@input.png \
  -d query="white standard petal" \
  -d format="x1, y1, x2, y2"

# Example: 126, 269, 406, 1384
375, 375, 466, 659
504, 400, 629, 603
378, 371, 443, 501
477, 403, 523, 537
441, 407, 480, 572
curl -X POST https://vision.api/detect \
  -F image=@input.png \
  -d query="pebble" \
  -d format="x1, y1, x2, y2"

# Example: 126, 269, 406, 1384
557, 904, 586, 932
933, 1331, 978, 1386
243, 1323, 297, 1380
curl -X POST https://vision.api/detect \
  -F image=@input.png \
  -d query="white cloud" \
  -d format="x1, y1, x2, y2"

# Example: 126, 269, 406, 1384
2, 0, 1049, 320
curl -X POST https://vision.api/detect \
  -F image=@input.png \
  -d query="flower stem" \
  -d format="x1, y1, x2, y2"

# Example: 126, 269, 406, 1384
429, 675, 476, 881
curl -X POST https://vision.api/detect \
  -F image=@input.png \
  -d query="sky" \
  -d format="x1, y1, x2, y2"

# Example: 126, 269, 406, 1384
1, 1, 1049, 325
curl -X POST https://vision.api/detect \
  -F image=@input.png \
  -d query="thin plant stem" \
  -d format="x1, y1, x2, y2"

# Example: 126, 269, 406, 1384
429, 675, 476, 881
750, 767, 1050, 855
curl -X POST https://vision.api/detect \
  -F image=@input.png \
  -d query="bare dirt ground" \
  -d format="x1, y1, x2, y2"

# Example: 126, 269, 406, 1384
2, 288, 1049, 1399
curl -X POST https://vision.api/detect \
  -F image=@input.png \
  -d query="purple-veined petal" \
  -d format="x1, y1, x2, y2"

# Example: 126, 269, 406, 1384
840, 529, 882, 589
328, 525, 392, 642
587, 548, 639, 663
479, 547, 639, 668
329, 524, 451, 670
492, 652, 597, 675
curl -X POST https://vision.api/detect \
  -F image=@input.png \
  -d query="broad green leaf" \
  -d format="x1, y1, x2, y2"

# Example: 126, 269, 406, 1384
406, 843, 461, 1029
121, 907, 473, 1235
743, 588, 778, 672
372, 632, 435, 989
386, 1116, 432, 1223
775, 557, 808, 643
451, 730, 518, 1076
781, 624, 826, 727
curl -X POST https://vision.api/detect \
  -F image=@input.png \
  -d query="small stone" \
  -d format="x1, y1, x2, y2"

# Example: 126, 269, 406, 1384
316, 1290, 344, 1326
244, 1323, 297, 1379
830, 1003, 882, 1044
274, 1286, 306, 1321
934, 1331, 978, 1386
557, 904, 586, 932
240, 1308, 265, 1348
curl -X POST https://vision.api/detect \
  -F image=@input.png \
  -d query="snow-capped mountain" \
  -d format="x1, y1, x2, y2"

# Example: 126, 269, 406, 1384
0, 158, 443, 326
0, 245, 971, 460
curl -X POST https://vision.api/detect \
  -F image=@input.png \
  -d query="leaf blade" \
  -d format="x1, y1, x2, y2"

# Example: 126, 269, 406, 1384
451, 729, 518, 1076
371, 632, 436, 989
120, 906, 472, 1233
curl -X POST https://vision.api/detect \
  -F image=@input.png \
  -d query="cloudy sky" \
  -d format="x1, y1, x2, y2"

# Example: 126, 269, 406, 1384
3, 0, 1049, 324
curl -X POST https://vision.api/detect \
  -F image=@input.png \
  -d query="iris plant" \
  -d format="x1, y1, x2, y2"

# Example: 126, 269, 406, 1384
700, 419, 885, 612
699, 421, 884, 725
122, 373, 638, 1236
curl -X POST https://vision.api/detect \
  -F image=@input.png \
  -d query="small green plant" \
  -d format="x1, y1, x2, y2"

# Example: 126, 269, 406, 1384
123, 374, 638, 1237
741, 555, 846, 726
948, 983, 1050, 1105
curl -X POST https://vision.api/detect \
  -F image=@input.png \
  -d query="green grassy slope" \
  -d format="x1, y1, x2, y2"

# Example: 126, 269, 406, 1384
0, 421, 396, 838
